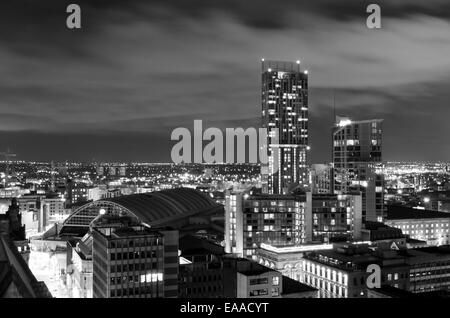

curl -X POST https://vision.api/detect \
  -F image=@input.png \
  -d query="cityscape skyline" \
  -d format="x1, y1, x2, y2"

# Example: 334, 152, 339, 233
2, 0, 450, 163
3, 1, 450, 301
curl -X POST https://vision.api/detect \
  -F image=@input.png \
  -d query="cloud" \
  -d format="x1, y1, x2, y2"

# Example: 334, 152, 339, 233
0, 1, 449, 161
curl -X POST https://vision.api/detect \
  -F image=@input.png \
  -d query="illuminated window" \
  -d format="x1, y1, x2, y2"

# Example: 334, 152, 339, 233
140, 272, 163, 283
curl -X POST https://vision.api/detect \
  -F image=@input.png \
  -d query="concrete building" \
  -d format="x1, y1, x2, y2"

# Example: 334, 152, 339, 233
360, 221, 407, 250
179, 235, 318, 298
225, 189, 364, 259
256, 243, 334, 281
225, 190, 308, 258
301, 243, 450, 297
66, 234, 93, 298
91, 215, 179, 298
302, 243, 410, 298
385, 205, 450, 246
178, 235, 226, 298
307, 193, 363, 243
406, 246, 450, 293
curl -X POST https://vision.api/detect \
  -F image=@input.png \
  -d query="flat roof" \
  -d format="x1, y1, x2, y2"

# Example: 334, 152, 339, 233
282, 276, 317, 294
386, 205, 450, 220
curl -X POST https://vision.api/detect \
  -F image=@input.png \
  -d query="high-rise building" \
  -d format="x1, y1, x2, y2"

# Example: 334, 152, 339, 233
332, 117, 384, 222
91, 215, 179, 298
225, 189, 308, 259
306, 193, 363, 243
261, 59, 309, 194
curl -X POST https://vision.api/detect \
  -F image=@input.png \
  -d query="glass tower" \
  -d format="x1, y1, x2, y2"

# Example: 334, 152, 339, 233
261, 60, 309, 194
332, 117, 384, 222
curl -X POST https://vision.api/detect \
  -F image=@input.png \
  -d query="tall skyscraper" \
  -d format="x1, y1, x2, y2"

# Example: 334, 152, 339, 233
332, 117, 384, 222
261, 59, 309, 194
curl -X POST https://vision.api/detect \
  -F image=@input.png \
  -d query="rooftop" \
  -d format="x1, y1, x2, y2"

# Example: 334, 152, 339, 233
103, 188, 222, 225
282, 276, 317, 295
0, 236, 52, 298
179, 235, 225, 257
386, 205, 450, 220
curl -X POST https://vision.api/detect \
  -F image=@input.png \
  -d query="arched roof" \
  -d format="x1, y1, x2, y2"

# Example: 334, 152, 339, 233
60, 188, 222, 236
104, 188, 220, 225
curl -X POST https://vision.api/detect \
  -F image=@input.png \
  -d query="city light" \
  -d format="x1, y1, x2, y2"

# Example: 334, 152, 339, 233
337, 119, 352, 127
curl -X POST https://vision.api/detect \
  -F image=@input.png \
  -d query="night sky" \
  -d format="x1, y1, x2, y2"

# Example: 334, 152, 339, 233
1, 0, 450, 163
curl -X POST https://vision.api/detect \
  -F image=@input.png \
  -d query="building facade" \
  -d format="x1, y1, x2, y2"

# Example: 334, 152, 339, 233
307, 193, 363, 243
385, 206, 450, 246
301, 244, 410, 298
332, 117, 384, 222
255, 243, 333, 281
91, 216, 179, 298
225, 190, 307, 259
310, 163, 334, 194
261, 60, 309, 194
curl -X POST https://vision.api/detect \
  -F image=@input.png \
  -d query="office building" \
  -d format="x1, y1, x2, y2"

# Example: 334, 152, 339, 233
91, 215, 179, 298
41, 195, 67, 225
302, 243, 410, 298
332, 117, 384, 222
226, 257, 283, 298
261, 60, 309, 194
225, 190, 308, 259
306, 193, 363, 243
179, 235, 317, 298
360, 221, 407, 250
406, 246, 450, 293
385, 205, 450, 246
178, 235, 226, 298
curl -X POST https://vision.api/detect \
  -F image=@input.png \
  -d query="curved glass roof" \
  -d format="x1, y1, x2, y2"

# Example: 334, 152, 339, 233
60, 188, 222, 236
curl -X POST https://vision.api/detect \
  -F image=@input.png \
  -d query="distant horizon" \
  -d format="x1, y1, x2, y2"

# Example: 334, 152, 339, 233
3, 160, 450, 165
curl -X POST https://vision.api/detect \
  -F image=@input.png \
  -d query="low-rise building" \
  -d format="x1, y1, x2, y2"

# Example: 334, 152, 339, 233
91, 215, 179, 298
385, 205, 450, 246
302, 244, 410, 298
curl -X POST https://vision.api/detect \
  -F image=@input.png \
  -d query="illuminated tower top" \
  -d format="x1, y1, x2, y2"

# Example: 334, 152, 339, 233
261, 59, 309, 145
